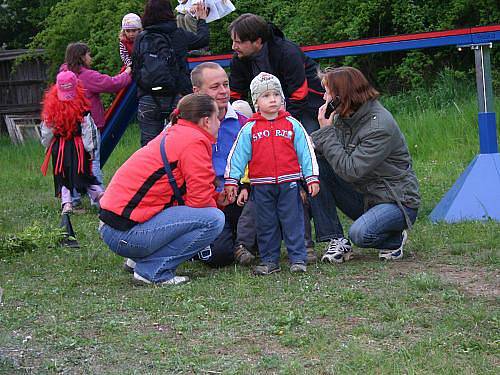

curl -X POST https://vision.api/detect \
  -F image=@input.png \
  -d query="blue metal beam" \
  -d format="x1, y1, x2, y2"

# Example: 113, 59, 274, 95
188, 29, 500, 69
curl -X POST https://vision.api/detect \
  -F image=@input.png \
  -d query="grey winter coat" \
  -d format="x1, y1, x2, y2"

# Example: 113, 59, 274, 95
311, 99, 420, 211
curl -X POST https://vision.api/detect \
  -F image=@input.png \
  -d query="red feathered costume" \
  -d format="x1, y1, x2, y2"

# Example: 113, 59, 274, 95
40, 83, 100, 198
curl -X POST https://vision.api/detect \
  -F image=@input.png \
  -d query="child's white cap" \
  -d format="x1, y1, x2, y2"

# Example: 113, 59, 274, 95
231, 100, 253, 118
250, 72, 284, 111
122, 13, 142, 30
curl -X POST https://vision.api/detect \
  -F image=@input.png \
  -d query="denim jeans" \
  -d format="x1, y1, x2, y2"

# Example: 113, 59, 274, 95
235, 191, 313, 252
296, 108, 319, 248
235, 198, 258, 252
137, 95, 177, 147
100, 206, 225, 283
303, 197, 315, 249
252, 182, 307, 265
203, 202, 242, 268
310, 157, 417, 250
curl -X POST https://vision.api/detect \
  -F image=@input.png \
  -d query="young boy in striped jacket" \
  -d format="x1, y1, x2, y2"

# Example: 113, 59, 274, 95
224, 72, 320, 275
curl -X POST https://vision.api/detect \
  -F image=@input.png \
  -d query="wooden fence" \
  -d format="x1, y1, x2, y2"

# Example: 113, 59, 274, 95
0, 49, 48, 135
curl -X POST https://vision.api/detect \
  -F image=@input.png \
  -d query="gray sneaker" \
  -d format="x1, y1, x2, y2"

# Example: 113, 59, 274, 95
133, 272, 189, 285
253, 263, 281, 276
379, 230, 407, 261
290, 262, 307, 273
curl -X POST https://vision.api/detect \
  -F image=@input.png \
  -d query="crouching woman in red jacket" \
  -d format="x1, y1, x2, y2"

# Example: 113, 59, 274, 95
99, 94, 228, 285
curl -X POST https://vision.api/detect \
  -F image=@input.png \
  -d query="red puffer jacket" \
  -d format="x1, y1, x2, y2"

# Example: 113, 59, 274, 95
99, 120, 218, 230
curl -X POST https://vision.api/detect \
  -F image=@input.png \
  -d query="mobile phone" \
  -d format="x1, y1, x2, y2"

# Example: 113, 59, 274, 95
324, 96, 341, 119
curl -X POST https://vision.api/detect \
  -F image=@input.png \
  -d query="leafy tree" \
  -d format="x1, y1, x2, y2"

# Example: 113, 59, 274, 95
30, 0, 499, 91
0, 0, 60, 49
30, 0, 143, 78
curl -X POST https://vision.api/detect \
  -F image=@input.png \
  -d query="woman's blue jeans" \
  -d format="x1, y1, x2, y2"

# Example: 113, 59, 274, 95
100, 206, 225, 282
310, 157, 417, 250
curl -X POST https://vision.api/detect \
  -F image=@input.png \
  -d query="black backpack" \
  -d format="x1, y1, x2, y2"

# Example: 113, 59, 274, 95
132, 30, 180, 96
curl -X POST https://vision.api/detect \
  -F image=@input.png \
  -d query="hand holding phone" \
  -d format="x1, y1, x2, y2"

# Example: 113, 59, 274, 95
324, 96, 341, 119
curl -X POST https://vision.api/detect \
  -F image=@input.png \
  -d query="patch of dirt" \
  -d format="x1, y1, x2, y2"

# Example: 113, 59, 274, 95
386, 261, 499, 299
436, 265, 499, 299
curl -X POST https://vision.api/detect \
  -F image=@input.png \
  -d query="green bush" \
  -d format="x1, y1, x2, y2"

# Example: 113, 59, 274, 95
0, 222, 64, 259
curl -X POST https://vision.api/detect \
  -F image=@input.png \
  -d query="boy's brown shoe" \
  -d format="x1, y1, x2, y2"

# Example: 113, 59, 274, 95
306, 247, 317, 264
234, 244, 255, 266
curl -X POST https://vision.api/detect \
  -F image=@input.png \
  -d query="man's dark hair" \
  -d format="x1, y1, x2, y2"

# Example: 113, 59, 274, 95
142, 0, 175, 28
228, 13, 270, 42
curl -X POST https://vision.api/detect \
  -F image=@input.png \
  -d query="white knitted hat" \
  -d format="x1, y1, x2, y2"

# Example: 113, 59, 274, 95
122, 13, 142, 30
250, 72, 284, 111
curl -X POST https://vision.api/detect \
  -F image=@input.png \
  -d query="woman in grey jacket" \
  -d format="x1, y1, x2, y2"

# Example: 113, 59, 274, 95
310, 67, 420, 262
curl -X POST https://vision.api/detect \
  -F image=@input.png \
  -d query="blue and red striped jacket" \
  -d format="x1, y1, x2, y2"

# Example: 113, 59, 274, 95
225, 110, 319, 187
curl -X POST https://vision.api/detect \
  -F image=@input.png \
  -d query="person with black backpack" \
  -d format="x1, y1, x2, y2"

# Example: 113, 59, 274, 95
133, 0, 209, 147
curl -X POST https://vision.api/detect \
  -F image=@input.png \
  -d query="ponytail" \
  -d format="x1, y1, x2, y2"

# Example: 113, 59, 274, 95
170, 94, 216, 125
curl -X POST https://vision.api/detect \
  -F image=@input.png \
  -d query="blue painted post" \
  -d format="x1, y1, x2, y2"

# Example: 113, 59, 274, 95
474, 43, 498, 154
429, 43, 500, 223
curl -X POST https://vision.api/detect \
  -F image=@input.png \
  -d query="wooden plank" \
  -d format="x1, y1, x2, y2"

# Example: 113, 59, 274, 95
0, 79, 46, 86
4, 114, 41, 144
0, 104, 41, 113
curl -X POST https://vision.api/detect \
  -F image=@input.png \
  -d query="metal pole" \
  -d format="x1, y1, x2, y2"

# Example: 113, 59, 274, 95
473, 43, 498, 154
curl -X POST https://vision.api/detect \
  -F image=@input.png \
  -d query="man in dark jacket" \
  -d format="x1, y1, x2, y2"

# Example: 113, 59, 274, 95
228, 13, 324, 134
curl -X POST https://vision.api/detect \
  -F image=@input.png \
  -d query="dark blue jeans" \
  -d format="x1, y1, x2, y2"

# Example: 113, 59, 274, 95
235, 193, 313, 251
137, 95, 178, 147
202, 201, 242, 268
252, 182, 307, 265
235, 198, 258, 252
297, 105, 320, 248
310, 157, 418, 250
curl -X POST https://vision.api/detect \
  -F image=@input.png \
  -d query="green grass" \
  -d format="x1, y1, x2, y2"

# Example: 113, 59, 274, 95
0, 91, 499, 373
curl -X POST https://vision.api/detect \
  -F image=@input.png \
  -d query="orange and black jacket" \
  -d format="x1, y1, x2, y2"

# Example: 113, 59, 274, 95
229, 23, 324, 119
99, 120, 218, 230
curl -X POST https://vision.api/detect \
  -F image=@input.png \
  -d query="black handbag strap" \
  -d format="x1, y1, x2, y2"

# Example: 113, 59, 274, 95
160, 134, 185, 205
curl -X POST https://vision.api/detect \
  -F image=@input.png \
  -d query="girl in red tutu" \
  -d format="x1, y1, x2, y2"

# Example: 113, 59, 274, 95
41, 70, 104, 214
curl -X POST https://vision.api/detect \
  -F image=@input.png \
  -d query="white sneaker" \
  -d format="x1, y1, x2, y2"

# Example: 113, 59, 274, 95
379, 230, 407, 261
123, 258, 136, 273
321, 237, 353, 263
133, 272, 189, 285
